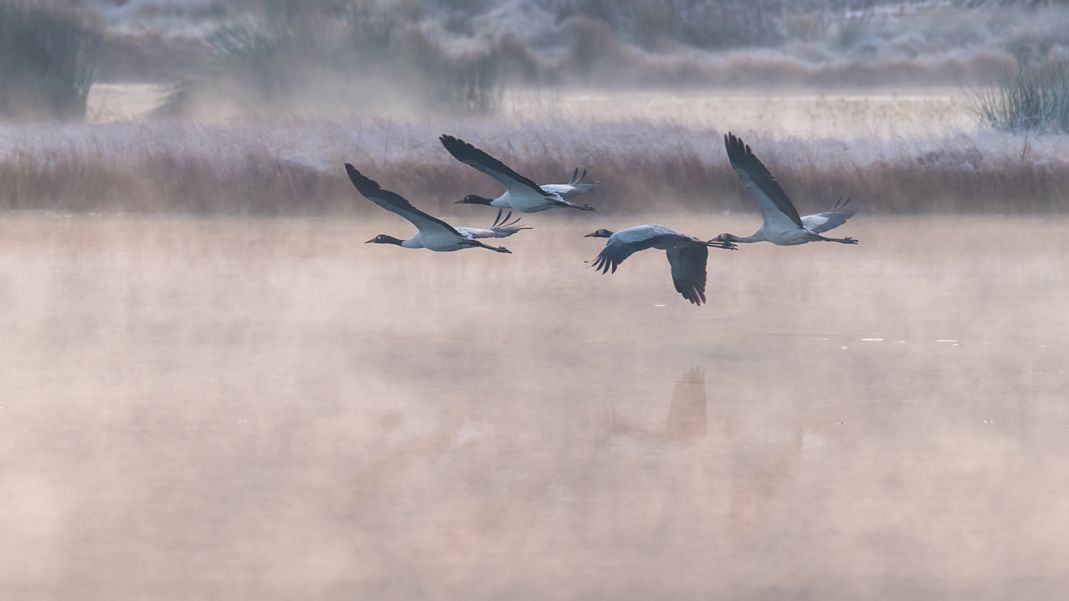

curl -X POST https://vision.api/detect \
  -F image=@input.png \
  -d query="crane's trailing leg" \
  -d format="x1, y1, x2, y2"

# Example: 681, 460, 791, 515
816, 234, 859, 243
468, 240, 512, 253
706, 239, 738, 250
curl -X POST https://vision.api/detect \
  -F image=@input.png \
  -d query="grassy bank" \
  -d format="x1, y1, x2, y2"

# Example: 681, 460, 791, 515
0, 121, 1066, 216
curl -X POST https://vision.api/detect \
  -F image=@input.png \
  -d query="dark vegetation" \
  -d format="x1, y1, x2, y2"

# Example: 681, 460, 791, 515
0, 1, 100, 119
972, 60, 1069, 133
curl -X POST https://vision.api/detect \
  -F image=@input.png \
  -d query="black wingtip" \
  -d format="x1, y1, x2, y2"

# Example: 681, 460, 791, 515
344, 163, 380, 197
439, 133, 470, 156
680, 287, 706, 306
724, 131, 742, 163
725, 131, 759, 166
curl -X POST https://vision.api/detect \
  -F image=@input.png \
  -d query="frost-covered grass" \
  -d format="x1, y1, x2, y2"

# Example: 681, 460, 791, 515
77, 0, 1069, 117
1, 119, 1066, 216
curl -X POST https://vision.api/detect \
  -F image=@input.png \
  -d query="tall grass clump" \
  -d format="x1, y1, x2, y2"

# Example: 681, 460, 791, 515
0, 1, 99, 120
973, 60, 1069, 133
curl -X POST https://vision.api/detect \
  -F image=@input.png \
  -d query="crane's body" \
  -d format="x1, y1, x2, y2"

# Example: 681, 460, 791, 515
586, 225, 736, 306
719, 133, 859, 247
345, 164, 527, 254
440, 135, 598, 213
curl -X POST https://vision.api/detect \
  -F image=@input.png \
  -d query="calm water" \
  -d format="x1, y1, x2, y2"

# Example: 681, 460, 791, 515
1, 213, 1066, 600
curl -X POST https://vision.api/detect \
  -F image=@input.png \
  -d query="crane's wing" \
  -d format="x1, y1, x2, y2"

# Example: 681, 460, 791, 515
591, 237, 642, 274
455, 210, 532, 239
344, 164, 460, 237
439, 134, 546, 197
590, 225, 679, 274
724, 132, 804, 230
541, 182, 600, 199
569, 167, 586, 185
666, 244, 709, 306
801, 196, 859, 234
542, 168, 602, 199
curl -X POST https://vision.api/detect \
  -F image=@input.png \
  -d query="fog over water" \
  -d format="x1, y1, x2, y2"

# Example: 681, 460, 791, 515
1, 213, 1067, 600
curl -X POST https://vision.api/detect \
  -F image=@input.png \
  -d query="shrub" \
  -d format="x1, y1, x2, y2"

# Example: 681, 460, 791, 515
972, 60, 1069, 133
0, 1, 100, 120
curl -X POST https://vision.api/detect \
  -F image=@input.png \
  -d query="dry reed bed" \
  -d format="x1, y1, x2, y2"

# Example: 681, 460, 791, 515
1, 120, 1067, 215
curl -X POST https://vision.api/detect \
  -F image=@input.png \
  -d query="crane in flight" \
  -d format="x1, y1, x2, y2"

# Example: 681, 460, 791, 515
717, 132, 859, 246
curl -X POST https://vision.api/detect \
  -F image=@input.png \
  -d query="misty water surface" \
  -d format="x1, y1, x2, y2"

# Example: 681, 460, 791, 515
1, 213, 1066, 600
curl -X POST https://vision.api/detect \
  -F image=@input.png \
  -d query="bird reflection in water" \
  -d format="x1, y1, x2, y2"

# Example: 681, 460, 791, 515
603, 367, 807, 540
604, 368, 708, 443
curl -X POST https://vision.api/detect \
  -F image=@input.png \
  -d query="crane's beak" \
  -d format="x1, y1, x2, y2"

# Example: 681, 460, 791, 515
583, 232, 598, 237
364, 238, 376, 243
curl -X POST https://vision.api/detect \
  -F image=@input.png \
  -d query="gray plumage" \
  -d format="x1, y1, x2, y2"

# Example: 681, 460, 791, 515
345, 163, 515, 253
720, 132, 859, 246
586, 225, 736, 306
455, 210, 532, 239
441, 134, 596, 212
799, 196, 858, 234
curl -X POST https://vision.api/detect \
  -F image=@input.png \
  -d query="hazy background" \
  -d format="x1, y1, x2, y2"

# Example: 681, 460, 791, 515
1, 0, 1068, 216
2, 1, 1069, 600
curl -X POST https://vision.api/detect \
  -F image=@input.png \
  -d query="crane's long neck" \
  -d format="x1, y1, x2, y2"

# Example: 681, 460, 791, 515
379, 235, 406, 246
